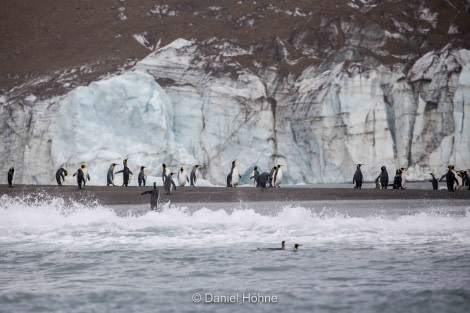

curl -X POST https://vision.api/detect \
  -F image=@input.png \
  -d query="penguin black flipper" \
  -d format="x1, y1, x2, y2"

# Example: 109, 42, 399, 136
115, 170, 124, 174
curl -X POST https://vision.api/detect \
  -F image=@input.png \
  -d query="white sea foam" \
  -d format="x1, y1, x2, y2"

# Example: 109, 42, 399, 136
1, 195, 469, 251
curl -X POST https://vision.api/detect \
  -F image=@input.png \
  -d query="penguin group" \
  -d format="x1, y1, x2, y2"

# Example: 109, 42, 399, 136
6, 160, 469, 193
248, 163, 284, 189
350, 164, 470, 191
437, 165, 470, 191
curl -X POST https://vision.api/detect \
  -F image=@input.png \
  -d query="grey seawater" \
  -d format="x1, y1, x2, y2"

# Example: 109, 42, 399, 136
1, 195, 469, 313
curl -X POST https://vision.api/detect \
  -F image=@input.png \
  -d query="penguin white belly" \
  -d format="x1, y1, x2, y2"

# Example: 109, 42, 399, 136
178, 172, 187, 186
275, 169, 283, 187
232, 167, 239, 186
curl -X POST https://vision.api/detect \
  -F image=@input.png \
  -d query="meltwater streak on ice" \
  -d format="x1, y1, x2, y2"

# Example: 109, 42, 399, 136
1, 195, 470, 251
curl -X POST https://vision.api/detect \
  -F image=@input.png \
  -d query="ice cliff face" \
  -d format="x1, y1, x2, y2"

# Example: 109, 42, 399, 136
2, 0, 470, 185
2, 39, 469, 185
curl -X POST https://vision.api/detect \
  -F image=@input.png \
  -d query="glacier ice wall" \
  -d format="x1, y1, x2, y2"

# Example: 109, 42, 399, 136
2, 40, 470, 185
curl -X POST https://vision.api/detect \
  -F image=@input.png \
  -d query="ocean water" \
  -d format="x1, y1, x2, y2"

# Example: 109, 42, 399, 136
1, 194, 469, 313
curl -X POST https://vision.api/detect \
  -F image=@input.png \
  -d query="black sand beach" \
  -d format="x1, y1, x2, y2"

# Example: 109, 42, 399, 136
1, 184, 469, 206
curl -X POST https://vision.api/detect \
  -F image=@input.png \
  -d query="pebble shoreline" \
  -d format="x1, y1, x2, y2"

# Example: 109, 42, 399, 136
1, 184, 469, 206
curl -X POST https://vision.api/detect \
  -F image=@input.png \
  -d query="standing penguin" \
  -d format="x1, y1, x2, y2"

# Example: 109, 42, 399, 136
190, 165, 200, 187
177, 166, 189, 187
256, 172, 270, 189
73, 167, 84, 189
378, 166, 389, 189
461, 170, 470, 190
268, 166, 277, 187
162, 163, 170, 183
138, 166, 147, 187
353, 164, 363, 189
115, 159, 133, 187
55, 168, 68, 186
107, 163, 117, 186
226, 160, 241, 187
273, 165, 283, 188
141, 182, 159, 211
400, 168, 407, 189
73, 164, 90, 189
164, 172, 177, 195
444, 165, 458, 191
393, 169, 403, 189
7, 167, 14, 187
429, 173, 438, 190
250, 166, 259, 186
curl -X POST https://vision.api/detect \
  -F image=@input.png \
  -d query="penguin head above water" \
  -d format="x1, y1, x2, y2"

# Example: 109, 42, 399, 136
141, 166, 146, 171
381, 166, 386, 171
293, 244, 302, 252
81, 164, 87, 169
357, 164, 363, 169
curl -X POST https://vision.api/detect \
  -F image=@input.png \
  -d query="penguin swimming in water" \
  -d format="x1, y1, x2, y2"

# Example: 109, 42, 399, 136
138, 166, 147, 186
73, 164, 90, 189
378, 166, 389, 189
273, 165, 283, 188
55, 168, 68, 186
293, 244, 302, 252
429, 173, 438, 190
115, 159, 133, 187
190, 165, 200, 187
257, 241, 286, 251
7, 167, 14, 187
106, 163, 117, 186
141, 182, 160, 211
250, 166, 259, 186
226, 160, 241, 187
164, 172, 177, 195
177, 166, 189, 187
162, 163, 170, 183
353, 164, 363, 189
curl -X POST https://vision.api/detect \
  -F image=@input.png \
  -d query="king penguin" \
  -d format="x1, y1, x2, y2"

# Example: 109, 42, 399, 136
73, 165, 89, 189
138, 166, 147, 187
257, 241, 286, 251
190, 165, 200, 187
141, 182, 159, 211
115, 159, 133, 187
273, 165, 283, 188
162, 163, 170, 183
378, 166, 389, 189
293, 244, 302, 252
250, 166, 259, 186
7, 167, 14, 187
429, 173, 438, 190
353, 164, 363, 189
226, 160, 241, 187
56, 168, 68, 186
107, 163, 117, 186
73, 164, 90, 189
400, 167, 407, 189
177, 166, 189, 187
164, 172, 177, 195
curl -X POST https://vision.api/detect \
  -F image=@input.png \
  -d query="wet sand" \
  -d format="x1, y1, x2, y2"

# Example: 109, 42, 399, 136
1, 184, 469, 206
